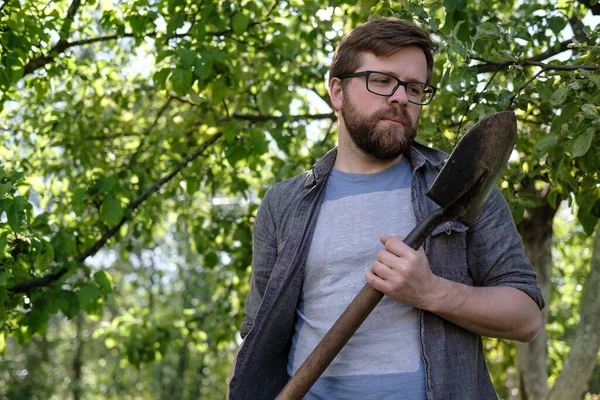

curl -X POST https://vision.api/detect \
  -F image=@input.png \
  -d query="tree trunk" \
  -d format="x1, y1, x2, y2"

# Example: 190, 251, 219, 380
72, 312, 84, 400
548, 220, 600, 400
169, 342, 188, 398
516, 192, 557, 400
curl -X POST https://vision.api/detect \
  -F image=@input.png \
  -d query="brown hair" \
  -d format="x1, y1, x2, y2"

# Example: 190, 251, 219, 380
329, 18, 435, 85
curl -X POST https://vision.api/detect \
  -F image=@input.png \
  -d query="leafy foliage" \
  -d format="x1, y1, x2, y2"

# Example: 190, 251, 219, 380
0, 0, 599, 398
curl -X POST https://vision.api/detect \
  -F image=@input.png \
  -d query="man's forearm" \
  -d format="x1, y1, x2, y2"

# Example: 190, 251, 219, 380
426, 277, 542, 342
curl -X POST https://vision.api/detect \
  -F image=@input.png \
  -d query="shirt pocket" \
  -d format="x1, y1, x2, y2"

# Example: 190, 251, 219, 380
426, 221, 469, 282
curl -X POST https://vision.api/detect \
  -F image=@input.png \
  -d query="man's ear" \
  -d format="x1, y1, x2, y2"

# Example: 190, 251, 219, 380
329, 77, 343, 112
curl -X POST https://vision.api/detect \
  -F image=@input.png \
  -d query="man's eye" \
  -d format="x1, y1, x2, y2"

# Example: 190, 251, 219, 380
407, 85, 423, 96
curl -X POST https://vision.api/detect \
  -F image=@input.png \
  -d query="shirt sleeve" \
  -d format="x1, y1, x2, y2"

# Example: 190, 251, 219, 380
466, 187, 545, 310
241, 187, 279, 339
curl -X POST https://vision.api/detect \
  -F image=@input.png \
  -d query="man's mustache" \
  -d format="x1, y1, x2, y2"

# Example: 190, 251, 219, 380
372, 108, 411, 124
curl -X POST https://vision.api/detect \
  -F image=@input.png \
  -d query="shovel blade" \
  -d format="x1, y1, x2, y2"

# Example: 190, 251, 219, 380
426, 111, 517, 226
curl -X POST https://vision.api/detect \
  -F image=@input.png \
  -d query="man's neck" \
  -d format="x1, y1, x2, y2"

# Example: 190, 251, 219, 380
333, 131, 404, 174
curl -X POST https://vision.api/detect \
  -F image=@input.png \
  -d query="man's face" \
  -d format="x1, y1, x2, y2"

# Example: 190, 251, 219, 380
337, 48, 428, 161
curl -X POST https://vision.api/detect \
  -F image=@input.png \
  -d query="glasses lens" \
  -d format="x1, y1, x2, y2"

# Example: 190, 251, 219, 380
366, 72, 435, 105
406, 83, 427, 103
367, 73, 397, 96
420, 88, 433, 105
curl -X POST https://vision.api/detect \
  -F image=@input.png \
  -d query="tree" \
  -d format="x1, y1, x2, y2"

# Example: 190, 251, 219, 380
0, 0, 599, 398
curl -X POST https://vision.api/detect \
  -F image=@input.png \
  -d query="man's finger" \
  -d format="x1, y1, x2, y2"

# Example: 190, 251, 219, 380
371, 260, 394, 280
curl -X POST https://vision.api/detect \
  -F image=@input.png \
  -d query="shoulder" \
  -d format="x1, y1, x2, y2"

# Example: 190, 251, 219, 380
263, 170, 311, 205
411, 141, 449, 166
257, 170, 313, 226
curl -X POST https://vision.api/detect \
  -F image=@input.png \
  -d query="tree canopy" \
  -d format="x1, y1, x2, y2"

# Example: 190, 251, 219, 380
0, 0, 599, 398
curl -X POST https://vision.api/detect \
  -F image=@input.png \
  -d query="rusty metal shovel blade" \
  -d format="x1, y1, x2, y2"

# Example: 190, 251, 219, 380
427, 110, 517, 226
276, 111, 517, 400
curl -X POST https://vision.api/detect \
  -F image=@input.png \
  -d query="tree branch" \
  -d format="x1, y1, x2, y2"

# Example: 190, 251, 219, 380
507, 68, 546, 110
230, 112, 335, 123
457, 63, 503, 136
21, 0, 83, 75
473, 57, 599, 73
8, 133, 223, 294
22, 19, 265, 78
309, 86, 333, 110
474, 39, 574, 73
65, 0, 81, 21
128, 96, 173, 170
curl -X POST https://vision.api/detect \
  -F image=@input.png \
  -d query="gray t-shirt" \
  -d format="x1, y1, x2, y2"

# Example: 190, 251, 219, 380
287, 158, 426, 399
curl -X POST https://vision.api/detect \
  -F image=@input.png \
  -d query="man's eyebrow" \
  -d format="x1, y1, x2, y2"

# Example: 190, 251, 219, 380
377, 70, 425, 83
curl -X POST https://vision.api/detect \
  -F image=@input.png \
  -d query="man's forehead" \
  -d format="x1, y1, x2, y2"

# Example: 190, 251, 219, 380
357, 50, 428, 80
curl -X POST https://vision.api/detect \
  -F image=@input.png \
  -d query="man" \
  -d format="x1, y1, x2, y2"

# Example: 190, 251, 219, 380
229, 18, 544, 399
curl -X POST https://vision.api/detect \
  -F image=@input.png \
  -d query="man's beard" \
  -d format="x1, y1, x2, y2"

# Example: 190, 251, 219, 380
341, 95, 417, 162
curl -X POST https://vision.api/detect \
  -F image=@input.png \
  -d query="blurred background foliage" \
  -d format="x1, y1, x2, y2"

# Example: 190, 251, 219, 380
0, 0, 599, 398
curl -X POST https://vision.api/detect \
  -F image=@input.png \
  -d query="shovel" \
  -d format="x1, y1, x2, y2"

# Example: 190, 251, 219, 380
276, 110, 517, 399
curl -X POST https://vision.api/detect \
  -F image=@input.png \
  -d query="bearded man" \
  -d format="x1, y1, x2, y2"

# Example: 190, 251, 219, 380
228, 17, 544, 400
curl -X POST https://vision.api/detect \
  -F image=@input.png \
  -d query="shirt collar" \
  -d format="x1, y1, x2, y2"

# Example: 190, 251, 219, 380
308, 143, 445, 188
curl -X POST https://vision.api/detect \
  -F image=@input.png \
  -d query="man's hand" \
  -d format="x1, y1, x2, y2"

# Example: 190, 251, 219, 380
365, 235, 542, 342
365, 235, 443, 311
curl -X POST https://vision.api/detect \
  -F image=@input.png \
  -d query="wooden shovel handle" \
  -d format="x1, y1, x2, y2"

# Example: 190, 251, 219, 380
276, 284, 383, 399
277, 208, 448, 400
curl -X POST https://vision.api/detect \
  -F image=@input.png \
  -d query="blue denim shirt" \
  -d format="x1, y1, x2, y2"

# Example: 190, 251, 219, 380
229, 145, 544, 399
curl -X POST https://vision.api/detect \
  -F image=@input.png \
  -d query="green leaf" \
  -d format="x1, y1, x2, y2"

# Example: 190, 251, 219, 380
51, 231, 78, 260
474, 22, 500, 41
0, 270, 8, 286
194, 56, 213, 81
100, 193, 124, 226
34, 249, 51, 272
127, 14, 146, 35
547, 16, 567, 34
223, 121, 240, 142
0, 232, 8, 261
167, 13, 185, 34
0, 287, 7, 319
6, 196, 27, 232
569, 129, 594, 158
581, 104, 599, 120
94, 270, 114, 294
186, 178, 199, 195
153, 68, 172, 89
578, 208, 598, 236
78, 283, 103, 312
232, 13, 250, 36
176, 48, 197, 68
550, 87, 568, 106
534, 134, 560, 157
171, 67, 193, 96
0, 332, 5, 354
72, 188, 86, 216
0, 183, 13, 198
189, 89, 203, 104
203, 251, 219, 268
27, 305, 49, 335
591, 198, 600, 218
5, 56, 24, 83
211, 77, 228, 103
548, 189, 559, 210
516, 192, 542, 208
58, 290, 80, 319
97, 177, 118, 194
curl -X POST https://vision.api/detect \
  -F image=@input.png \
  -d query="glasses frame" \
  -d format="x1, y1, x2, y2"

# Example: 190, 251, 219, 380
337, 70, 437, 105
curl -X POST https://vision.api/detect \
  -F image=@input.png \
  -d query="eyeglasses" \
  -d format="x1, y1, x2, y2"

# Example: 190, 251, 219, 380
337, 71, 437, 105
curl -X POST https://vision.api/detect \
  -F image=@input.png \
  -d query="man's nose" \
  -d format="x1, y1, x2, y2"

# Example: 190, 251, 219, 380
387, 85, 409, 106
